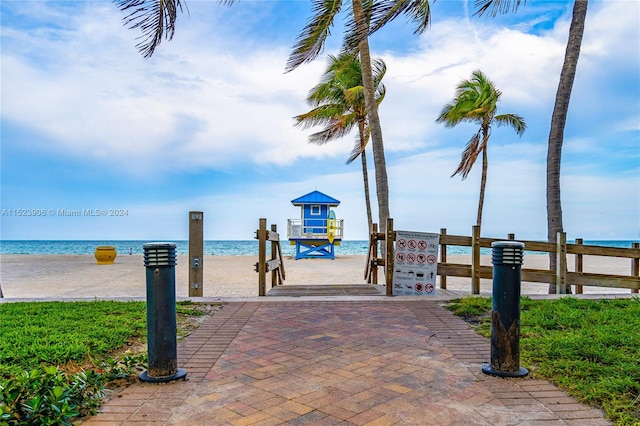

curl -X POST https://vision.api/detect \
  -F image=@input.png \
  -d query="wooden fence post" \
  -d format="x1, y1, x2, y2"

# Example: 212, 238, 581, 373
439, 228, 447, 289
472, 225, 481, 294
556, 231, 567, 294
386, 218, 394, 296
277, 230, 285, 282
258, 218, 267, 296
188, 211, 204, 297
371, 223, 379, 285
271, 224, 278, 289
575, 238, 583, 294
632, 242, 639, 294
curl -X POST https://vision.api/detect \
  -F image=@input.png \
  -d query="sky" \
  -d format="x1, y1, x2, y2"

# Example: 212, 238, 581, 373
1, 0, 638, 242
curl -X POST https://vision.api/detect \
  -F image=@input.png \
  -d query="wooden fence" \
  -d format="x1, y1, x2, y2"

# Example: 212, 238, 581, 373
255, 218, 286, 296
366, 219, 640, 295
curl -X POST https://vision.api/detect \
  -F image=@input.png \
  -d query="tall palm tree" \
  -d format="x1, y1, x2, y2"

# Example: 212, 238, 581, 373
475, 0, 588, 293
294, 52, 387, 235
286, 0, 433, 234
436, 70, 526, 230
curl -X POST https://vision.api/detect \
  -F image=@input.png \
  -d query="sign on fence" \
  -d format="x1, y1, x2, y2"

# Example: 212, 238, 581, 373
393, 231, 439, 296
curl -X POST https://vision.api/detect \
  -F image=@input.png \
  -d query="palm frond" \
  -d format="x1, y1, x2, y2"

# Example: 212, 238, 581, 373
308, 117, 356, 145
452, 131, 483, 179
474, 0, 526, 17
286, 0, 343, 72
371, 57, 387, 84
494, 113, 527, 135
346, 143, 364, 164
306, 53, 361, 105
375, 83, 386, 106
343, 85, 365, 105
344, 0, 432, 51
366, 0, 410, 36
115, 0, 187, 58
435, 102, 457, 126
370, 0, 432, 36
346, 125, 370, 164
294, 104, 350, 129
402, 0, 433, 34
438, 69, 504, 126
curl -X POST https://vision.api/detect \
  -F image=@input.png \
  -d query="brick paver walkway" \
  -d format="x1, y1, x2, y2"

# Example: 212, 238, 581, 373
83, 301, 610, 425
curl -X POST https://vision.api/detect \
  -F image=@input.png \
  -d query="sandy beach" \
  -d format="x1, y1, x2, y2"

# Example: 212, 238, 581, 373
0, 253, 636, 299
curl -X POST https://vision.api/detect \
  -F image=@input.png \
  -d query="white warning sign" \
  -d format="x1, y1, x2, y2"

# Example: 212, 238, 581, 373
393, 231, 439, 296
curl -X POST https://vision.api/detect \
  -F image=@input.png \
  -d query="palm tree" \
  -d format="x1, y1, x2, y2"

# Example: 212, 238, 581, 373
294, 52, 387, 235
475, 0, 588, 293
286, 0, 433, 234
436, 69, 526, 230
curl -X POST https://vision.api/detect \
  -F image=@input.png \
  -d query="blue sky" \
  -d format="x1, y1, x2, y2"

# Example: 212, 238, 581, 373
1, 0, 638, 241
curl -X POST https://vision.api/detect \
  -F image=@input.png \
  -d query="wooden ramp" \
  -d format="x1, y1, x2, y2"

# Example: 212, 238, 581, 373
266, 284, 385, 297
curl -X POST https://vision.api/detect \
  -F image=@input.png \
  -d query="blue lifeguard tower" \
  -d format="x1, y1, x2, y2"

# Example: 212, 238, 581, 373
287, 190, 344, 260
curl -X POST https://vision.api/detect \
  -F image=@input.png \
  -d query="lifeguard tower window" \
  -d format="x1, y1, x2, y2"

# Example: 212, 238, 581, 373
311, 205, 321, 215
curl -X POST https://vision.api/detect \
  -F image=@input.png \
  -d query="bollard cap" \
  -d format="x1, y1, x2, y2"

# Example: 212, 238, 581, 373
491, 241, 524, 265
491, 241, 525, 249
143, 242, 177, 249
143, 242, 177, 267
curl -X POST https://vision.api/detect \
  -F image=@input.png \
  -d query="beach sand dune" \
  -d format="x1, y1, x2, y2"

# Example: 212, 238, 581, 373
0, 254, 636, 299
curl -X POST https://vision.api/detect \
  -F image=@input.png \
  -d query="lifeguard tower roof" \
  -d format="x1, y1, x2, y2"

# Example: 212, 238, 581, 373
291, 190, 340, 206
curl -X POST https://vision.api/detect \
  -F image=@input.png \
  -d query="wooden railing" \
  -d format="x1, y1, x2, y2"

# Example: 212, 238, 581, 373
255, 218, 286, 296
287, 218, 344, 240
366, 219, 640, 295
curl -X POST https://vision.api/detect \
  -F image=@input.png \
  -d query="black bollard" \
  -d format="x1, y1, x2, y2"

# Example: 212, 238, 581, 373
140, 242, 187, 383
482, 241, 528, 378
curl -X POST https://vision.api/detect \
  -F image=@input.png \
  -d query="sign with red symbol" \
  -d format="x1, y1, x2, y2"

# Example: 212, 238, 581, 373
392, 230, 440, 296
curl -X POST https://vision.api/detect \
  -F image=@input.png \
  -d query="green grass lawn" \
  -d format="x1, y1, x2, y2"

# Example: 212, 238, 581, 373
0, 300, 218, 425
0, 301, 146, 377
445, 296, 640, 425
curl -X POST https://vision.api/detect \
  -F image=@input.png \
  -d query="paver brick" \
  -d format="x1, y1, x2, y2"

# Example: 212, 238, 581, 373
85, 301, 612, 425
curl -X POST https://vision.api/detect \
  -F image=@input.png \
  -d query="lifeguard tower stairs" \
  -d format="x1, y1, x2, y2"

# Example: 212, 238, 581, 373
287, 190, 344, 260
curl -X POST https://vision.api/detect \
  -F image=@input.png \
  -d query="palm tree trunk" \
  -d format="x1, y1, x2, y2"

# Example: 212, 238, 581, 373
359, 130, 374, 236
547, 0, 588, 294
352, 0, 391, 233
477, 135, 489, 230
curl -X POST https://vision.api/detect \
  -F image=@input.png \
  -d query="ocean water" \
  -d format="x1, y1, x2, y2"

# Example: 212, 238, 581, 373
0, 240, 637, 256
